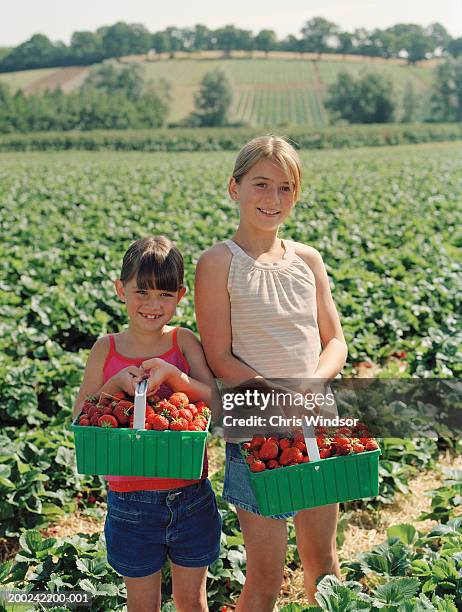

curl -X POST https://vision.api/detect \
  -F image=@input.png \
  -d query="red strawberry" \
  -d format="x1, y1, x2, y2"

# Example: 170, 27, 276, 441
188, 423, 203, 431
148, 414, 169, 431
178, 408, 193, 422
197, 406, 211, 419
158, 400, 179, 420
279, 438, 292, 450
87, 405, 100, 418
79, 417, 90, 426
352, 443, 365, 453
169, 392, 190, 407
259, 440, 279, 461
335, 444, 352, 455
249, 436, 266, 450
145, 406, 155, 418
99, 397, 112, 407
112, 392, 127, 401
191, 418, 206, 430
195, 400, 207, 410
294, 440, 307, 453
242, 442, 251, 451
279, 448, 292, 466
113, 402, 132, 426
302, 456, 310, 462
333, 436, 350, 446
267, 459, 281, 469
90, 415, 100, 426
97, 415, 118, 428
319, 448, 332, 459
245, 454, 255, 465
288, 448, 304, 464
81, 400, 94, 414
187, 403, 198, 417
365, 440, 379, 451
170, 417, 189, 431
145, 423, 153, 430
250, 460, 266, 472
102, 406, 113, 415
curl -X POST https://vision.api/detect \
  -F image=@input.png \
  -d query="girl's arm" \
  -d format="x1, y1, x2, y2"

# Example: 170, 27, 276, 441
194, 244, 262, 385
141, 329, 214, 404
72, 337, 143, 420
296, 244, 348, 380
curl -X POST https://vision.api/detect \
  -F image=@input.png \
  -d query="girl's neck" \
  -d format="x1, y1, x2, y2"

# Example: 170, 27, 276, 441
233, 226, 284, 259
123, 325, 169, 352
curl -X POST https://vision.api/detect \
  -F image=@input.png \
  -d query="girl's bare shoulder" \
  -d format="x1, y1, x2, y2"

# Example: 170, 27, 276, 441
291, 241, 326, 275
196, 242, 233, 273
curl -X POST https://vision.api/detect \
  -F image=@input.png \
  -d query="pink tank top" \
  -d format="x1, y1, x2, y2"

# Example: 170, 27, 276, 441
102, 327, 208, 491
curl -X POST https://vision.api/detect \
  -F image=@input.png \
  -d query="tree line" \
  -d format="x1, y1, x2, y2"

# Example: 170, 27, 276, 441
1, 19, 461, 73
0, 56, 460, 133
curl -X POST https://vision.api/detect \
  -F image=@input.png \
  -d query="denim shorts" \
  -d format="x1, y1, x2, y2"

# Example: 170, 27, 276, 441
222, 443, 296, 520
104, 479, 222, 578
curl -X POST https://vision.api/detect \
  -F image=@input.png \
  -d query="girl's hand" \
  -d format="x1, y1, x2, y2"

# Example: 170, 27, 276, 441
113, 366, 145, 396
140, 358, 179, 396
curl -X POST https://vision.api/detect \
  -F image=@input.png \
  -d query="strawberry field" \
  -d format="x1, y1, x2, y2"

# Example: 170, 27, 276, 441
0, 141, 461, 610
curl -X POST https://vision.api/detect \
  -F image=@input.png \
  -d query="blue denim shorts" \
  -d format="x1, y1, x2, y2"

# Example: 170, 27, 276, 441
104, 479, 222, 578
222, 443, 296, 520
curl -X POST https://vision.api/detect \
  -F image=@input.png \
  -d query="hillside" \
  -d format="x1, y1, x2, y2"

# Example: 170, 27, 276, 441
0, 53, 437, 127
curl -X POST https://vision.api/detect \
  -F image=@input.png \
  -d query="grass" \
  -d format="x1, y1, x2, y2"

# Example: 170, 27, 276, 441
0, 57, 437, 126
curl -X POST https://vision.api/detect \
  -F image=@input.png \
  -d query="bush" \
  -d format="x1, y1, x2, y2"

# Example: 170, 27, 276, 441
326, 72, 395, 123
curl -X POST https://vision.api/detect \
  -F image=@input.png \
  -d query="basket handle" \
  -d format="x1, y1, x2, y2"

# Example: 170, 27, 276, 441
302, 420, 321, 462
133, 380, 147, 430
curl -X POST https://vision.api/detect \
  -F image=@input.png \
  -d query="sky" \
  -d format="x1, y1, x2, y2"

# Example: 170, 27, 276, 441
2, 0, 461, 47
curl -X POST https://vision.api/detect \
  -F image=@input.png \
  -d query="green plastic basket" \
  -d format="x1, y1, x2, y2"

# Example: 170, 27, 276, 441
243, 447, 381, 516
71, 414, 209, 478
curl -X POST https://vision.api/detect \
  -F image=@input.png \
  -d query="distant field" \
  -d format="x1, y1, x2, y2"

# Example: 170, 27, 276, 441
0, 67, 58, 92
0, 56, 436, 127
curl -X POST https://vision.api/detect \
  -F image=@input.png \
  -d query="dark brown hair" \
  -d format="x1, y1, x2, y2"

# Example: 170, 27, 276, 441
120, 236, 184, 292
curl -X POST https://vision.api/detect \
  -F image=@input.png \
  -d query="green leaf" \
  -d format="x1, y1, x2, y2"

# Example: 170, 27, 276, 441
79, 578, 98, 596
373, 577, 420, 604
0, 560, 12, 583
19, 530, 42, 555
387, 523, 417, 545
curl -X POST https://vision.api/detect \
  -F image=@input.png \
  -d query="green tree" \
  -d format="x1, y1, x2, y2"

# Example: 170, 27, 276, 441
85, 61, 145, 100
0, 34, 60, 71
151, 32, 170, 54
99, 22, 151, 58
69, 31, 104, 64
215, 25, 241, 57
337, 32, 354, 56
446, 37, 462, 58
326, 72, 395, 123
192, 69, 232, 126
301, 17, 338, 56
425, 23, 451, 54
192, 25, 212, 51
430, 58, 462, 121
255, 30, 277, 56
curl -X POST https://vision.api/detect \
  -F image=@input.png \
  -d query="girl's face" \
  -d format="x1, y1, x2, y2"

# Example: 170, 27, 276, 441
115, 277, 186, 331
228, 158, 296, 231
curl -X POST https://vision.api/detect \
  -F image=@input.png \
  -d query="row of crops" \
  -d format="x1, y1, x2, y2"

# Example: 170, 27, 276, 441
0, 58, 436, 126
0, 141, 461, 610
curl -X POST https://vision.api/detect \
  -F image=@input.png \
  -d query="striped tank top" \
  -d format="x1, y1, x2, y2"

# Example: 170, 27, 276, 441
103, 328, 208, 491
225, 238, 321, 378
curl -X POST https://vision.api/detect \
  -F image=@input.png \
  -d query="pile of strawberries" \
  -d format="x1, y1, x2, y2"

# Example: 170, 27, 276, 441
77, 391, 210, 431
242, 423, 379, 472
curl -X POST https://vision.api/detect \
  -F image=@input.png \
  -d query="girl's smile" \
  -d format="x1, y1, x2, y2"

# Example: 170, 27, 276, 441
115, 278, 186, 330
229, 158, 295, 230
